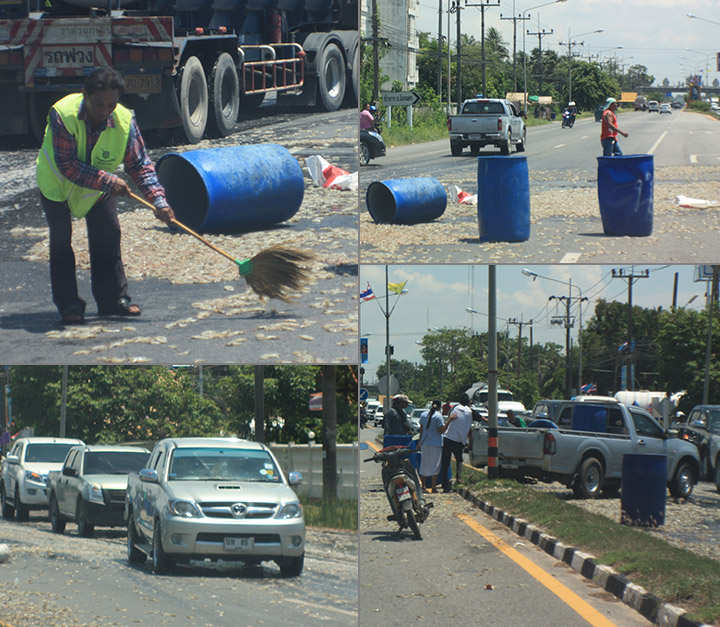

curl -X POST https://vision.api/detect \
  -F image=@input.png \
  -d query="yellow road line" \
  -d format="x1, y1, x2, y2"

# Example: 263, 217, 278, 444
458, 513, 618, 627
364, 440, 381, 452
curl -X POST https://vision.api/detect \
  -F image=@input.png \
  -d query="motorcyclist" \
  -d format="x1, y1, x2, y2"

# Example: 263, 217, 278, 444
360, 103, 378, 132
563, 101, 577, 127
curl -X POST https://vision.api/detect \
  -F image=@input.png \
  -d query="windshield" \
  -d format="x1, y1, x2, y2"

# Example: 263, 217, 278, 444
708, 411, 720, 434
25, 443, 76, 463
474, 391, 514, 404
83, 451, 150, 475
168, 448, 281, 483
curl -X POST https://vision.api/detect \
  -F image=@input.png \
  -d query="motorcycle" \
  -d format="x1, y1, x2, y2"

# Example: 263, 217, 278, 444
364, 443, 432, 539
561, 109, 576, 128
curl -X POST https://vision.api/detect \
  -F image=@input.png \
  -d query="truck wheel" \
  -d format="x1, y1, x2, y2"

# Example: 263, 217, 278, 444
574, 457, 603, 499
127, 516, 147, 565
450, 141, 462, 156
15, 486, 29, 521
316, 42, 346, 112
152, 520, 174, 574
349, 40, 359, 105
207, 52, 239, 138
669, 461, 695, 499
76, 500, 94, 538
359, 141, 371, 166
1, 483, 14, 520
501, 131, 512, 156
178, 56, 208, 144
516, 128, 527, 152
49, 494, 66, 534
277, 553, 304, 577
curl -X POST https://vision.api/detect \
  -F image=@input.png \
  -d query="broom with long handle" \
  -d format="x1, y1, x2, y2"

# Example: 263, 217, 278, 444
129, 192, 314, 301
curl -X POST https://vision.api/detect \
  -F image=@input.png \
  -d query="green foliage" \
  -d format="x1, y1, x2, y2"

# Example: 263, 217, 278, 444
687, 100, 712, 112
299, 496, 357, 530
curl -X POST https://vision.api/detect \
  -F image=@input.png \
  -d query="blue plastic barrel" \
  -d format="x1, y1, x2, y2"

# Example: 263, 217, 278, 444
156, 144, 304, 234
621, 454, 666, 527
477, 155, 530, 242
597, 155, 654, 236
366, 177, 447, 225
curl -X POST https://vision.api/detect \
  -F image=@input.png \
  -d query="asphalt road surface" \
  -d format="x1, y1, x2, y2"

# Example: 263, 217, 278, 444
360, 109, 720, 264
359, 427, 651, 627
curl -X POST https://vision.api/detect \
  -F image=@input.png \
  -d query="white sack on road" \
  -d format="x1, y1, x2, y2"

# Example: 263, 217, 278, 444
305, 155, 358, 191
673, 194, 720, 209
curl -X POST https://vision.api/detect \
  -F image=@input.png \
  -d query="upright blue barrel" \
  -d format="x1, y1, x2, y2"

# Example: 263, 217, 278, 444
156, 144, 304, 234
621, 454, 666, 527
597, 154, 654, 236
477, 155, 530, 242
366, 177, 446, 225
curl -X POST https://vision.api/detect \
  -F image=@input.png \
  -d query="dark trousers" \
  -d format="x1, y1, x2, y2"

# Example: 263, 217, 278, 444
41, 194, 129, 316
440, 438, 464, 490
601, 137, 623, 157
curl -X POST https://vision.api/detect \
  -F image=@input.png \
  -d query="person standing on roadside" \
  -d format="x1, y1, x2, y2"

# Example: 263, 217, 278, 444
600, 97, 629, 157
383, 394, 413, 436
438, 393, 473, 492
36, 67, 175, 325
418, 400, 444, 493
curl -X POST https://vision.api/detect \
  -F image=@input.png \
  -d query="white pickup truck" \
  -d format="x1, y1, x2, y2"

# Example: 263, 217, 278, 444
125, 437, 306, 576
447, 98, 527, 156
470, 401, 700, 499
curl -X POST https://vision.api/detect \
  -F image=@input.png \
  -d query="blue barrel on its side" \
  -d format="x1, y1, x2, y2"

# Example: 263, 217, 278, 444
366, 177, 447, 225
156, 144, 304, 234
597, 154, 654, 236
621, 454, 666, 527
477, 155, 530, 242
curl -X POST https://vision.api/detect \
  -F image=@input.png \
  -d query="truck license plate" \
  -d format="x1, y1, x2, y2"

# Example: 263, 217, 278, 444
42, 46, 95, 68
124, 74, 161, 94
223, 537, 254, 551
396, 485, 411, 501
468, 133, 483, 140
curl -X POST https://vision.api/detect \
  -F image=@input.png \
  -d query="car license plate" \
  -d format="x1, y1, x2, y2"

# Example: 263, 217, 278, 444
396, 485, 411, 501
468, 133, 483, 140
124, 73, 162, 94
223, 537, 254, 551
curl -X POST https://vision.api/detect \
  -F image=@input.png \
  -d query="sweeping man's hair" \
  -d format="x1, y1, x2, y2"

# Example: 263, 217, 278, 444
84, 67, 125, 97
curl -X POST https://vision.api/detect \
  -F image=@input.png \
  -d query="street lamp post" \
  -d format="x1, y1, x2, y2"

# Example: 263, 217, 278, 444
687, 13, 720, 27
562, 28, 603, 104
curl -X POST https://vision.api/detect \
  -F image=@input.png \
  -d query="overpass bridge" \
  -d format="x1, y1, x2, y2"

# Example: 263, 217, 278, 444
636, 85, 720, 96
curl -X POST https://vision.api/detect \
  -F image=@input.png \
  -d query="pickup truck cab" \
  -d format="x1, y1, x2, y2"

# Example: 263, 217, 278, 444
672, 405, 720, 486
1, 437, 84, 521
470, 401, 700, 499
46, 445, 150, 537
126, 437, 305, 576
447, 98, 526, 156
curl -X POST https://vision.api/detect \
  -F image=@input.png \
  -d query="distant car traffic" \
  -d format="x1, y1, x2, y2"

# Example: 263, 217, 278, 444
659, 103, 672, 114
671, 405, 720, 484
671, 101, 683, 109
648, 100, 660, 112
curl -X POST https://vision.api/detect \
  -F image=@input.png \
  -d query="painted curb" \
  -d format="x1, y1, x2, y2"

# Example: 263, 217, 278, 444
458, 488, 710, 627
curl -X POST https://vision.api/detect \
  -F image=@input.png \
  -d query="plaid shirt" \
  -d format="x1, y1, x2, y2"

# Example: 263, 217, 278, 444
50, 99, 169, 209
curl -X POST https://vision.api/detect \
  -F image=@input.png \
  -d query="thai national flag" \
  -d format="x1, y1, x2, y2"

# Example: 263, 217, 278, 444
580, 383, 597, 394
360, 283, 375, 301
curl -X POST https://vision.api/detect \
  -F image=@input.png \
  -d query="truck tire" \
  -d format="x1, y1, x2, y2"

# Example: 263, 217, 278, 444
359, 141, 371, 166
178, 56, 208, 144
669, 460, 695, 499
152, 520, 174, 574
49, 494, 66, 533
349, 41, 359, 105
207, 52, 239, 138
450, 141, 462, 156
516, 128, 526, 152
127, 515, 147, 565
573, 457, 603, 499
501, 131, 512, 156
15, 486, 29, 521
1, 483, 14, 519
76, 499, 94, 538
277, 553, 304, 577
316, 42, 346, 112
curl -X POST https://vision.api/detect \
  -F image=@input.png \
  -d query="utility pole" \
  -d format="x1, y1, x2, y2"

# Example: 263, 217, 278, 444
451, 0, 462, 106
703, 265, 719, 404
611, 267, 650, 392
371, 0, 380, 101
500, 11, 530, 93
550, 294, 574, 398
437, 0, 443, 97
558, 39, 582, 103
465, 0, 500, 97
526, 25, 553, 96
508, 316, 532, 372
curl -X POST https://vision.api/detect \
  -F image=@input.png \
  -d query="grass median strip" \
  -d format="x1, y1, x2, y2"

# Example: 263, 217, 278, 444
462, 467, 720, 625
300, 495, 357, 531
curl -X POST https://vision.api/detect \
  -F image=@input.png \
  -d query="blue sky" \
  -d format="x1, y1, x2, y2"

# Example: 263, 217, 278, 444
414, 0, 719, 88
359, 264, 711, 382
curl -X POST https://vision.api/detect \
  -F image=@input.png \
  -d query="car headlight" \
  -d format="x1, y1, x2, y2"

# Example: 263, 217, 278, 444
24, 471, 46, 487
277, 502, 303, 519
167, 499, 201, 518
87, 484, 105, 505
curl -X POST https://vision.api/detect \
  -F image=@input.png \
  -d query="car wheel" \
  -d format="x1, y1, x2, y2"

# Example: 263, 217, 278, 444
1, 483, 14, 519
450, 141, 462, 156
501, 131, 512, 155
359, 141, 371, 166
49, 494, 66, 534
127, 514, 147, 565
277, 553, 305, 577
15, 486, 29, 522
669, 461, 695, 499
76, 499, 94, 538
516, 128, 526, 152
152, 520, 174, 574
574, 457, 603, 499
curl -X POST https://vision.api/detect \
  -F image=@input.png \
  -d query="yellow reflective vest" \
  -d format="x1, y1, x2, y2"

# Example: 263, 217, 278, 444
36, 93, 132, 218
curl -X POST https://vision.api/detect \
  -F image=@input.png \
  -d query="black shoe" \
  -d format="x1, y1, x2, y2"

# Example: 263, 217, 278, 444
98, 297, 141, 317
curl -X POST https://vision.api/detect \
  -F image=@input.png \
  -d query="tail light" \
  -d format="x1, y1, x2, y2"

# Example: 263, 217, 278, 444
447, 117, 452, 131
497, 118, 503, 131
543, 432, 556, 455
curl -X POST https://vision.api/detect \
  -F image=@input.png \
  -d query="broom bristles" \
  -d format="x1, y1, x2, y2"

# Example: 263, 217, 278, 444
243, 244, 315, 301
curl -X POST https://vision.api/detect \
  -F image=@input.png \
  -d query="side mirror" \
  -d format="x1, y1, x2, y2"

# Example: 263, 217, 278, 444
287, 471, 303, 486
139, 468, 159, 483
62, 466, 77, 477
6, 454, 19, 465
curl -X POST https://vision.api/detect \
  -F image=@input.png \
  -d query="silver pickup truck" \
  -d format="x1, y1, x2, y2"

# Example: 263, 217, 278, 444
447, 98, 526, 156
125, 437, 305, 576
470, 401, 700, 499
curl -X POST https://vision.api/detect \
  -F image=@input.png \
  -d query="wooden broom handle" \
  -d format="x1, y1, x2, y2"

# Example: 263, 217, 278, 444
129, 192, 238, 264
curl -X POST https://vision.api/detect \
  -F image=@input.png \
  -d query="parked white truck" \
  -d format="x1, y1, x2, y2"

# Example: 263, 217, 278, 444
470, 400, 700, 499
1, 436, 84, 521
125, 437, 305, 576
46, 444, 150, 537
447, 98, 527, 156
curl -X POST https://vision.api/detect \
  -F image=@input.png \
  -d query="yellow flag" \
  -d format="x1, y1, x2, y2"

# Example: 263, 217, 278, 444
387, 281, 407, 294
